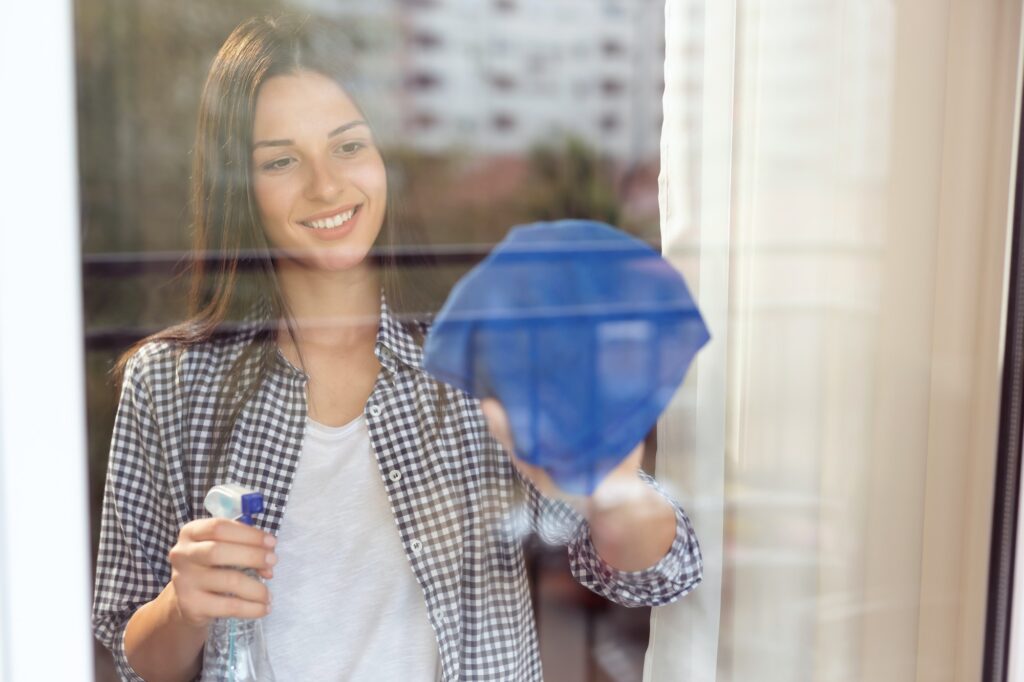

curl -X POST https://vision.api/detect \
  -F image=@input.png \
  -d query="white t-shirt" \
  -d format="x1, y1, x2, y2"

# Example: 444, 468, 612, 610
263, 415, 441, 680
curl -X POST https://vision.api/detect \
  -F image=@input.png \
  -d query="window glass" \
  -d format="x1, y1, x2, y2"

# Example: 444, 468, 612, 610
77, 0, 1020, 680
78, 1, 668, 679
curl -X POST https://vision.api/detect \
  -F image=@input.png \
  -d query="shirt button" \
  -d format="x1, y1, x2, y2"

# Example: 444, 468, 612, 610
368, 404, 382, 417
432, 608, 446, 623
388, 470, 402, 482
410, 539, 423, 555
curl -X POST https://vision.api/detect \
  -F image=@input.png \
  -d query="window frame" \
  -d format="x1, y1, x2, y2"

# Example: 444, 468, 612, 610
0, 1, 94, 679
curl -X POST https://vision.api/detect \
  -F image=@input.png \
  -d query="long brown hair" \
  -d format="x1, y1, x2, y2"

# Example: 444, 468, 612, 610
114, 14, 442, 492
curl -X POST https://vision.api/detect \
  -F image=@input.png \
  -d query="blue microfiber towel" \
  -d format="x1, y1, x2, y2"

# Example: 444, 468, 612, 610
422, 220, 710, 495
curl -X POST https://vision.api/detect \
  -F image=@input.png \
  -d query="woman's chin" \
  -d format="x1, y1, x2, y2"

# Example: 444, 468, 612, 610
271, 239, 378, 277
310, 245, 374, 273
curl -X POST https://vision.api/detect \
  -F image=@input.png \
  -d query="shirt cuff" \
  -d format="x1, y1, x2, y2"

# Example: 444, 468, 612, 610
567, 473, 703, 607
112, 619, 147, 682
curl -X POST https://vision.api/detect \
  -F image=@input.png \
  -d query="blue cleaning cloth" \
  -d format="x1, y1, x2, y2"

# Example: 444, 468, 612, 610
422, 220, 710, 495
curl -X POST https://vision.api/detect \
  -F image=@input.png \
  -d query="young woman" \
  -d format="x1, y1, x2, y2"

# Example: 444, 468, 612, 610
91, 14, 702, 682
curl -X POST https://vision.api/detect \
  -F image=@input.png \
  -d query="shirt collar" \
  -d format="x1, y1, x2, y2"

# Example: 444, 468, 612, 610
374, 289, 425, 374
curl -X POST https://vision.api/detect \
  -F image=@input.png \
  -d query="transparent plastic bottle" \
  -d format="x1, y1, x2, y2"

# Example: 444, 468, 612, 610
199, 484, 276, 682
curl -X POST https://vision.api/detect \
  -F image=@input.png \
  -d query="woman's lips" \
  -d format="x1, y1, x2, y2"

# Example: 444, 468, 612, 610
297, 205, 360, 240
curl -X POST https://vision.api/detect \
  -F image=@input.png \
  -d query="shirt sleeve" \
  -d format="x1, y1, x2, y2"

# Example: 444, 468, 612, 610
91, 347, 179, 681
516, 465, 703, 608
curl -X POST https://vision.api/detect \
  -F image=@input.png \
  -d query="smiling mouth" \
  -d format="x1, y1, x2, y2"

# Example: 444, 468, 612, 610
299, 205, 360, 230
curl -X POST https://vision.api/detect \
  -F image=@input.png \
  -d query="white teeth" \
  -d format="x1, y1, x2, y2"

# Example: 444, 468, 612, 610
305, 207, 356, 230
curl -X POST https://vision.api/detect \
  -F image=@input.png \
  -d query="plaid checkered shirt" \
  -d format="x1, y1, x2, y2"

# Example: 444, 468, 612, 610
92, 294, 702, 681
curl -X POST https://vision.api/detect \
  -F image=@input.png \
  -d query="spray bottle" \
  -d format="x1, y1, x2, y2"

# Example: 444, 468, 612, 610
199, 484, 276, 682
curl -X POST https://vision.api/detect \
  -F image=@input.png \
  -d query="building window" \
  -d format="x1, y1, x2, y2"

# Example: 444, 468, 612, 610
410, 111, 438, 130
600, 78, 625, 96
411, 31, 442, 49
407, 72, 441, 90
492, 113, 516, 131
601, 39, 625, 57
489, 73, 517, 91
599, 113, 620, 131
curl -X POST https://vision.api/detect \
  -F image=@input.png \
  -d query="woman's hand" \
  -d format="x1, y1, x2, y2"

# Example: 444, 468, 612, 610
479, 398, 647, 514
166, 518, 277, 629
480, 398, 677, 572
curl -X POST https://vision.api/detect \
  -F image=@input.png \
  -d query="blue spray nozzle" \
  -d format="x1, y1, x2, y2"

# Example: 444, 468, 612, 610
204, 484, 266, 526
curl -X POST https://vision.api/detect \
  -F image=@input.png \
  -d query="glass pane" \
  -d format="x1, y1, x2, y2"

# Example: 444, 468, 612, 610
78, 1, 676, 680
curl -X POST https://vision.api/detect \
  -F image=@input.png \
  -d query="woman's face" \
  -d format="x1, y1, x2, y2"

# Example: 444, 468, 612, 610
250, 70, 387, 272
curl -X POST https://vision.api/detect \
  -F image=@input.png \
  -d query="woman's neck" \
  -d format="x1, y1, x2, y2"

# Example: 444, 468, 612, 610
275, 262, 382, 353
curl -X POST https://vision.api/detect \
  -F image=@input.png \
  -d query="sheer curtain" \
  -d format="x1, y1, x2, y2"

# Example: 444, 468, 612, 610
648, 0, 1023, 680
644, 1, 732, 680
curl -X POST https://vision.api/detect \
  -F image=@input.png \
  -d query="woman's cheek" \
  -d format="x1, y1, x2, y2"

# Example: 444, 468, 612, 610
253, 175, 294, 224
347, 158, 388, 196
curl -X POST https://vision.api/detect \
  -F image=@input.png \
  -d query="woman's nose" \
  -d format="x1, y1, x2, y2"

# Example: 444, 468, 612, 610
304, 157, 342, 202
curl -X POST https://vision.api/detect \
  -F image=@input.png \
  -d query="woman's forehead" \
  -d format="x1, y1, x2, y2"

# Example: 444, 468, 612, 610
252, 71, 362, 142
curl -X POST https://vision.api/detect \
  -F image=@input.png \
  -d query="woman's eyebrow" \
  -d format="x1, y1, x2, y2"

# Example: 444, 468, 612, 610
327, 120, 368, 138
252, 120, 369, 150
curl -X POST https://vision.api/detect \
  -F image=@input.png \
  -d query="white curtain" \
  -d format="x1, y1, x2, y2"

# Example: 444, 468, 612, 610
648, 0, 1023, 680
645, 1, 734, 680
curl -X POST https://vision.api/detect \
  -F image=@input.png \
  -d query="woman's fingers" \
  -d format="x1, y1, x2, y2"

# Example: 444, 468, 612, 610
508, 452, 556, 495
172, 518, 276, 572
168, 517, 276, 628
194, 592, 272, 621
480, 397, 647, 515
171, 564, 272, 627
481, 398, 559, 495
181, 539, 277, 572
480, 398, 515, 454
481, 398, 583, 508
203, 566, 272, 604
187, 517, 276, 549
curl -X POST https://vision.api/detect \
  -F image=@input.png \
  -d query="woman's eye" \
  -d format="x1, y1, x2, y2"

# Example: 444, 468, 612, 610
260, 157, 294, 172
336, 141, 365, 155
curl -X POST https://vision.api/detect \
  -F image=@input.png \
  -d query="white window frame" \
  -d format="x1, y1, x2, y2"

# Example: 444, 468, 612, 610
0, 0, 95, 678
